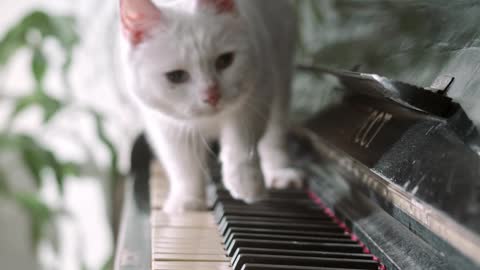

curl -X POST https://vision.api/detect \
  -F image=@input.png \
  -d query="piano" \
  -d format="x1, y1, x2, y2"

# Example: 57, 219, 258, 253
114, 1, 480, 270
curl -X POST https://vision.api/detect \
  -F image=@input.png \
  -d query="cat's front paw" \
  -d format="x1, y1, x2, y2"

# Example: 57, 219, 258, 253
163, 196, 207, 213
224, 163, 267, 203
265, 167, 305, 189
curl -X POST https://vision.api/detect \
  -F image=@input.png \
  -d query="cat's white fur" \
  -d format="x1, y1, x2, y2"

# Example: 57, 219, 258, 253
119, 0, 303, 213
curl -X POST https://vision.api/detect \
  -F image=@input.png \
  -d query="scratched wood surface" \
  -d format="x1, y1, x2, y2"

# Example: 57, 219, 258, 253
292, 0, 480, 128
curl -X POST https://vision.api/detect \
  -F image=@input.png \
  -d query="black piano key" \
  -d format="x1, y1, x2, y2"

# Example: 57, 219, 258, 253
217, 196, 317, 204
216, 203, 327, 213
227, 239, 364, 257
213, 191, 313, 204
218, 201, 323, 212
218, 216, 336, 235
215, 188, 308, 199
214, 205, 331, 224
223, 227, 350, 244
232, 254, 379, 270
231, 248, 375, 262
215, 208, 327, 223
224, 233, 356, 250
216, 196, 313, 204
240, 264, 367, 270
220, 221, 343, 236
219, 215, 335, 225
214, 187, 382, 270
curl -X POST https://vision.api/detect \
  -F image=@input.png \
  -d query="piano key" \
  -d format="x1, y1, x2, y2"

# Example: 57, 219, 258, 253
215, 202, 326, 212
232, 254, 379, 270
153, 247, 226, 255
227, 239, 364, 257
149, 172, 381, 270
223, 227, 350, 244
231, 248, 375, 261
153, 253, 228, 262
219, 220, 343, 236
214, 205, 330, 222
152, 212, 218, 228
217, 199, 322, 209
153, 243, 225, 253
239, 264, 366, 270
153, 261, 231, 270
218, 217, 336, 235
153, 242, 224, 248
214, 188, 308, 197
153, 228, 223, 239
224, 232, 356, 249
218, 215, 336, 226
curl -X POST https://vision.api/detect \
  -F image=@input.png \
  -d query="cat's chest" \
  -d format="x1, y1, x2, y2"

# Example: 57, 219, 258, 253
192, 120, 222, 139
144, 114, 222, 140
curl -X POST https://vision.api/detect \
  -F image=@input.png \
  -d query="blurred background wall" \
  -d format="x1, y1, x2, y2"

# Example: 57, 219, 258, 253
0, 1, 139, 270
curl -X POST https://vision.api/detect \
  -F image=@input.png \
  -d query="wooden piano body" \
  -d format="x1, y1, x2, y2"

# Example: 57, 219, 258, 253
114, 1, 480, 269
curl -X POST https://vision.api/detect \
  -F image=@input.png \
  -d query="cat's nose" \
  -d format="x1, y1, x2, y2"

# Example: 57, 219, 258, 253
202, 85, 221, 107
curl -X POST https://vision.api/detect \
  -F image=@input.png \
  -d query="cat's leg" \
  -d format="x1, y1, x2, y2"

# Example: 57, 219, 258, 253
220, 114, 267, 202
148, 127, 209, 213
259, 122, 304, 189
259, 67, 304, 189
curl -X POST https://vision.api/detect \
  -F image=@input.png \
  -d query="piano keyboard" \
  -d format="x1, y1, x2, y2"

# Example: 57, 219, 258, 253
150, 167, 382, 270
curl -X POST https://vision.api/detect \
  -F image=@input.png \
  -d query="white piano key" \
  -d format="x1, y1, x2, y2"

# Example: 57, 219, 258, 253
153, 261, 231, 270
150, 170, 231, 270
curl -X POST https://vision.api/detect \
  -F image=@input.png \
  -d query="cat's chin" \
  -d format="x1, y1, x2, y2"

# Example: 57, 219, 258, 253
185, 105, 225, 119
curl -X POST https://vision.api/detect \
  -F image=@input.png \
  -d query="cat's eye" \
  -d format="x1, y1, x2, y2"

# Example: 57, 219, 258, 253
215, 52, 235, 71
165, 70, 190, 84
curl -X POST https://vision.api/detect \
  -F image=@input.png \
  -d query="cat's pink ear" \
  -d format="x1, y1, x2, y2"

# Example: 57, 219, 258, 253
120, 0, 163, 45
198, 0, 236, 13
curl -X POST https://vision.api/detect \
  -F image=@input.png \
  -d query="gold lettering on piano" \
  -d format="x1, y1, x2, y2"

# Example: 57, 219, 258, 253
354, 110, 392, 148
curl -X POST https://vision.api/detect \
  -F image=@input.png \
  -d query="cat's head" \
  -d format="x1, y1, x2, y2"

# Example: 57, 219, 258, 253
120, 0, 256, 120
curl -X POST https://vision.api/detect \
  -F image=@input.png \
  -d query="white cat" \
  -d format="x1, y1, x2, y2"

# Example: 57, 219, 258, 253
119, 0, 303, 213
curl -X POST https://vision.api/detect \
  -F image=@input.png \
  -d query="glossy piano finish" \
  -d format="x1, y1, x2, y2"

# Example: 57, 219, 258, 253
298, 83, 480, 269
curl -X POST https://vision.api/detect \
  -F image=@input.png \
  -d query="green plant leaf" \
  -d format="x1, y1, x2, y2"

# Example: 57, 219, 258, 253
0, 170, 8, 195
0, 133, 19, 149
90, 110, 120, 184
21, 147, 46, 188
0, 134, 80, 192
101, 255, 114, 270
0, 19, 27, 66
14, 192, 54, 249
38, 93, 63, 123
12, 92, 64, 123
0, 11, 79, 65
32, 48, 48, 87
62, 162, 80, 177
12, 95, 37, 119
44, 151, 80, 193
